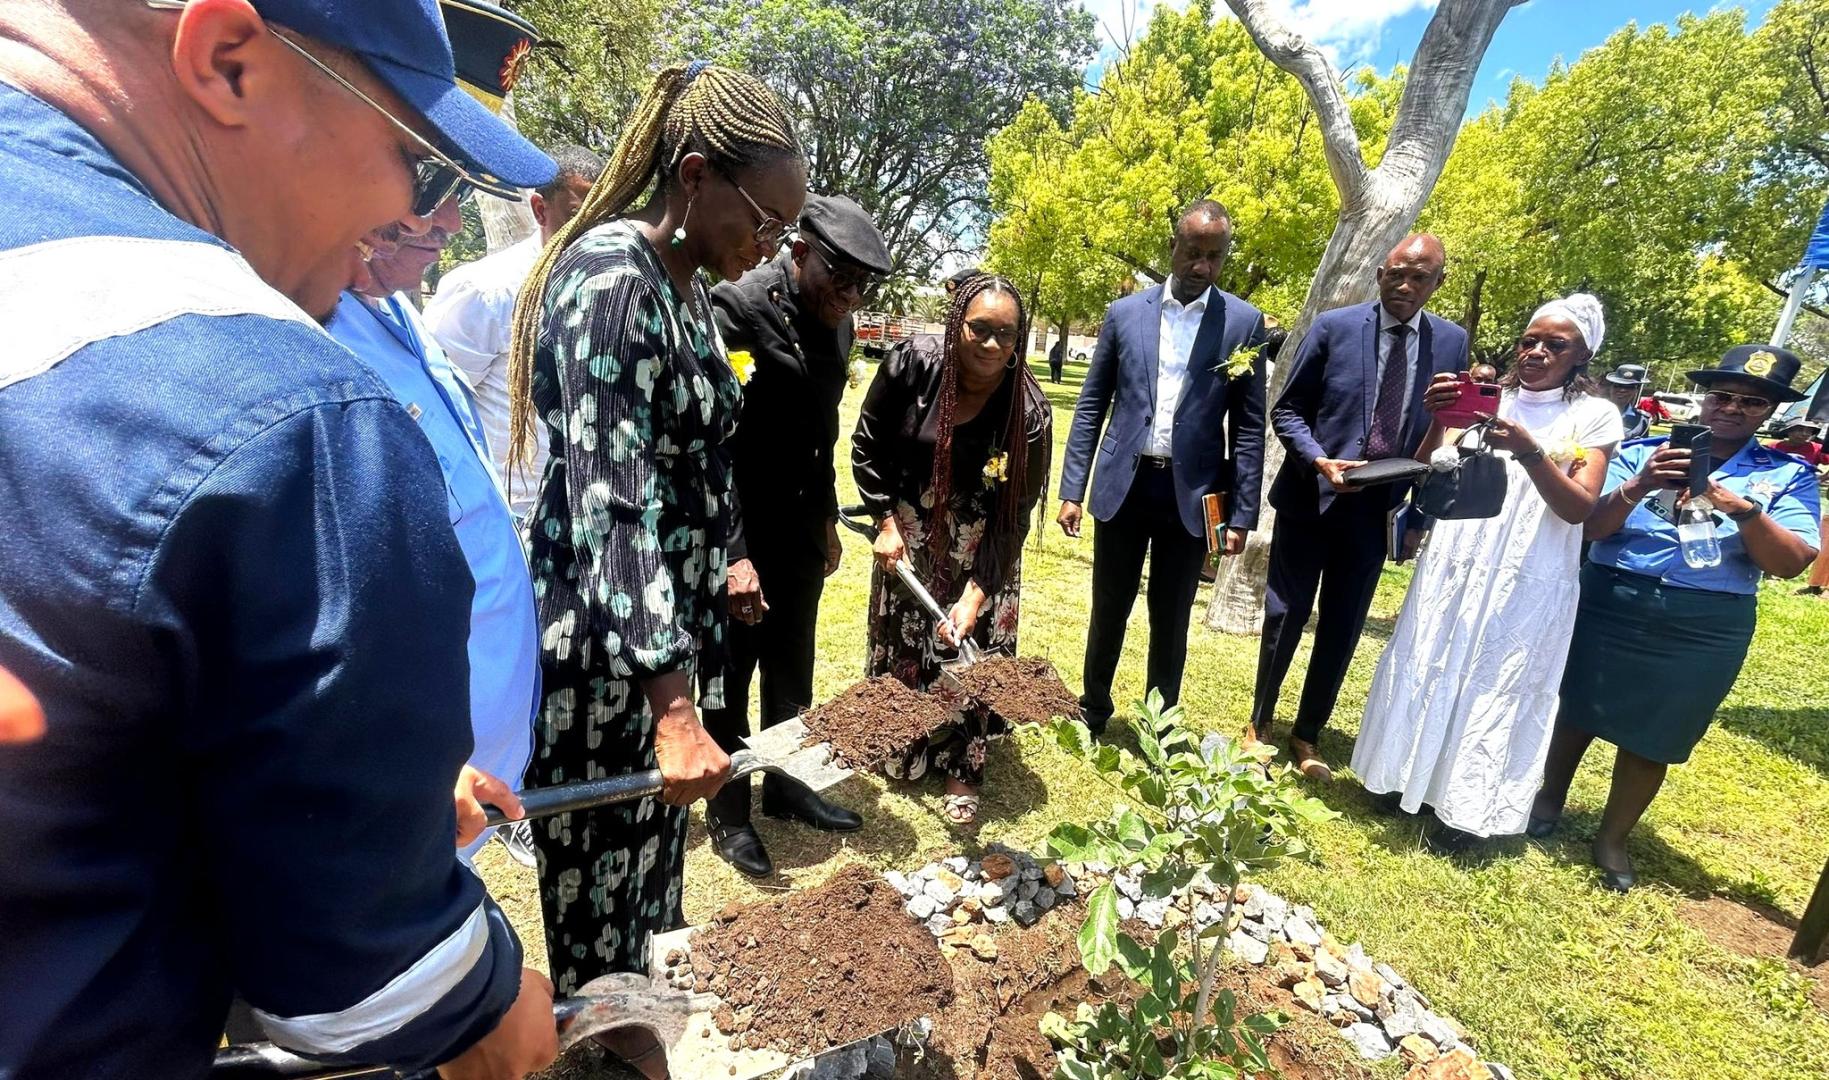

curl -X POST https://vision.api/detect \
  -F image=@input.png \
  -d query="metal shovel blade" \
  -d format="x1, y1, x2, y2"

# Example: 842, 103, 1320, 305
740, 716, 850, 793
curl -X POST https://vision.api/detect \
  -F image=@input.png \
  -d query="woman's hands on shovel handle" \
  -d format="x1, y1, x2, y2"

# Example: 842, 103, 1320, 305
873, 515, 907, 571
646, 673, 731, 807
940, 582, 986, 647
454, 765, 523, 848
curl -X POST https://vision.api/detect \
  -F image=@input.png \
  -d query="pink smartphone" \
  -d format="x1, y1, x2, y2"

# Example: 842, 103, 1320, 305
1437, 377, 1501, 428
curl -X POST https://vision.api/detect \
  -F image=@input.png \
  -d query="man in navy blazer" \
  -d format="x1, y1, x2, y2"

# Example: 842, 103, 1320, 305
1059, 201, 1268, 733
1250, 234, 1466, 777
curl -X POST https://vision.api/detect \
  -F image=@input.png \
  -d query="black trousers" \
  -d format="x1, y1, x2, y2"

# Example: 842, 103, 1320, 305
1079, 465, 1207, 722
1251, 495, 1387, 742
703, 564, 824, 826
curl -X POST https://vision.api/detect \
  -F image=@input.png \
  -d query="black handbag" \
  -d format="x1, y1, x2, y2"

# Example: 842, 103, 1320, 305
1414, 419, 1509, 520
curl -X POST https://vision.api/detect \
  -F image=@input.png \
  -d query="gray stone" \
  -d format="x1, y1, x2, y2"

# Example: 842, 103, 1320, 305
1320, 995, 1342, 1019
924, 914, 953, 937
1193, 902, 1222, 930
1054, 873, 1077, 899
1283, 915, 1322, 948
978, 880, 1007, 907
802, 1043, 868, 1080
1016, 879, 1040, 903
1313, 948, 1347, 987
1021, 865, 1044, 882
865, 1037, 897, 1078
1332, 994, 1375, 1022
1374, 962, 1406, 990
1293, 905, 1317, 926
983, 903, 1011, 924
995, 874, 1020, 896
922, 878, 957, 908
1343, 943, 1371, 973
1117, 896, 1136, 920
883, 870, 914, 898
1238, 916, 1273, 942
943, 856, 969, 874
1380, 998, 1421, 1041
1136, 897, 1171, 928
1033, 887, 1056, 912
1241, 886, 1268, 918
1342, 1023, 1393, 1061
1485, 1063, 1517, 1080
1420, 1012, 1460, 1051
965, 861, 983, 882
1225, 930, 1269, 966
904, 895, 937, 921
1114, 873, 1142, 901
1084, 859, 1113, 875
1012, 900, 1040, 927
918, 863, 942, 881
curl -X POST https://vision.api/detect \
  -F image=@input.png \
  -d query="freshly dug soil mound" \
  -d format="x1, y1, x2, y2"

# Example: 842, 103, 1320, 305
800, 676, 955, 769
952, 656, 1079, 726
1679, 895, 1829, 1014
689, 865, 953, 1057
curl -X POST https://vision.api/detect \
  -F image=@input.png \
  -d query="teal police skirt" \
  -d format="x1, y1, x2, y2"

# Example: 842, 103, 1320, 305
1558, 562, 1756, 764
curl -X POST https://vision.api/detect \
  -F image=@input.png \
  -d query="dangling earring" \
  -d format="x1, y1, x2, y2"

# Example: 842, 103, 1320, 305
671, 196, 694, 248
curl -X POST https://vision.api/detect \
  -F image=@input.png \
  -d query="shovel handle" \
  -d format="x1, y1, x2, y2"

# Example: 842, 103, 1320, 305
211, 1001, 596, 1078
484, 749, 773, 827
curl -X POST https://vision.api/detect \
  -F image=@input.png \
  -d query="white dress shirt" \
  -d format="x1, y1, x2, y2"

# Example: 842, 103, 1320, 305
423, 235, 546, 516
1151, 278, 1212, 456
1376, 303, 1424, 433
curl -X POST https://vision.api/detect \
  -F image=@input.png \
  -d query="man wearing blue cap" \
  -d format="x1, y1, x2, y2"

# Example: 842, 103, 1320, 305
0, 2, 558, 1077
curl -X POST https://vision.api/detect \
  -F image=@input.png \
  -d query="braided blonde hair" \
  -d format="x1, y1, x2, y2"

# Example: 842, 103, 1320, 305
504, 63, 802, 473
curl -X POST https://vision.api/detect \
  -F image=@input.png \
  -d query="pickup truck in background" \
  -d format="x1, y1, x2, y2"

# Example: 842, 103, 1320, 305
853, 311, 930, 361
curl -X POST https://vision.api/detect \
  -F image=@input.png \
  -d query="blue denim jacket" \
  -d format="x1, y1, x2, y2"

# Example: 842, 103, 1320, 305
0, 84, 519, 1077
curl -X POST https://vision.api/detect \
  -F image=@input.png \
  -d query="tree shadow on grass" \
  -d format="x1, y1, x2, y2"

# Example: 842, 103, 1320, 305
1715, 703, 1829, 778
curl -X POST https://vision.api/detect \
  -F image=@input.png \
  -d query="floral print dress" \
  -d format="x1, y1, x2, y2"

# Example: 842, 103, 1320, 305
523, 220, 738, 994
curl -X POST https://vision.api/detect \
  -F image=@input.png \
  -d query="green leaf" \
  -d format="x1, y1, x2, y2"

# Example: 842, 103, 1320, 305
1114, 933, 1152, 980
1078, 884, 1122, 975
1046, 822, 1096, 860
1114, 807, 1151, 851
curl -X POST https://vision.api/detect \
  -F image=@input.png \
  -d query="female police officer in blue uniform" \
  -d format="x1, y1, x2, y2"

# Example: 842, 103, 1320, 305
1529, 345, 1821, 892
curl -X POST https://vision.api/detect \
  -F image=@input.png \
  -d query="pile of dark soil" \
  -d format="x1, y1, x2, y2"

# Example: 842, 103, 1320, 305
952, 656, 1079, 726
799, 676, 955, 769
689, 865, 953, 1057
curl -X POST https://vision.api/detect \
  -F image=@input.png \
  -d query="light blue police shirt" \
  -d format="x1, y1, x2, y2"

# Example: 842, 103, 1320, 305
1590, 436, 1822, 594
330, 292, 538, 845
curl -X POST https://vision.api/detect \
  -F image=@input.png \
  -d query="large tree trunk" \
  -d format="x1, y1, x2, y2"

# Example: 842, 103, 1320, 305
1205, 0, 1523, 635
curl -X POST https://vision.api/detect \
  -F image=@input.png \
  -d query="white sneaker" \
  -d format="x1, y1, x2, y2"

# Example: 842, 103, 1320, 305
495, 819, 538, 869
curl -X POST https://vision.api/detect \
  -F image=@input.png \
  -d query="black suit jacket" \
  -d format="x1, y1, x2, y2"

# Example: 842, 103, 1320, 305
712, 254, 849, 576
1267, 301, 1469, 518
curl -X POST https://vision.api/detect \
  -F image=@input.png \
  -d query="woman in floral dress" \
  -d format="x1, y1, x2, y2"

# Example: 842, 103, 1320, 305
851, 275, 1052, 824
502, 62, 805, 997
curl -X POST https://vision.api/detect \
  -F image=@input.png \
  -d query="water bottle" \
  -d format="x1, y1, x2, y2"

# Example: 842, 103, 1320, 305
1678, 498, 1722, 569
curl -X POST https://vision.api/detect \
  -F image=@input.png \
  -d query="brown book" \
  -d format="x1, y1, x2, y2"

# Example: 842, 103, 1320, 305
1203, 492, 1227, 554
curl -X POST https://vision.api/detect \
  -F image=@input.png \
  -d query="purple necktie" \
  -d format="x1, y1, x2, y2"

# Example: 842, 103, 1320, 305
1363, 323, 1412, 460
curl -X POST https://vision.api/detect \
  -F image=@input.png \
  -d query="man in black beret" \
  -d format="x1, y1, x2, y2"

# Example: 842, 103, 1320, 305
704, 194, 892, 877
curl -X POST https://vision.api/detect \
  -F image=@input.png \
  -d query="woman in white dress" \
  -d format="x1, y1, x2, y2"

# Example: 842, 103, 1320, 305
1351, 294, 1624, 849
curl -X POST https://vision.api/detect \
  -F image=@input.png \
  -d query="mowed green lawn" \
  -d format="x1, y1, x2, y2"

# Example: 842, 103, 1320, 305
480, 358, 1829, 1080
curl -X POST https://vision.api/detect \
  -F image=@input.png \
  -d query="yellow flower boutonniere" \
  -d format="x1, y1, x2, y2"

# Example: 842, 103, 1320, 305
1218, 344, 1257, 380
848, 358, 869, 389
727, 349, 756, 386
983, 451, 1010, 485
1544, 437, 1588, 468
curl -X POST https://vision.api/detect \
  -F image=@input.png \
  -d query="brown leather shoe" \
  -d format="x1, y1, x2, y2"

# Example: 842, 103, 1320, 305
1288, 737, 1333, 781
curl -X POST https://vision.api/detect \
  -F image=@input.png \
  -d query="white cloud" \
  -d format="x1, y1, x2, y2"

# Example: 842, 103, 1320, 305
1276, 0, 1439, 67
1493, 66, 1514, 82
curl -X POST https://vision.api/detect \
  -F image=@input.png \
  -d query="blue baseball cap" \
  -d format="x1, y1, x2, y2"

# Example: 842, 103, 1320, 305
250, 0, 555, 190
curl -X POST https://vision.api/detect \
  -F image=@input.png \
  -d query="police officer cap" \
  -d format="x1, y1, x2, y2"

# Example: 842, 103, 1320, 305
441, 0, 541, 115
799, 195, 892, 276
1604, 363, 1647, 387
1687, 344, 1810, 403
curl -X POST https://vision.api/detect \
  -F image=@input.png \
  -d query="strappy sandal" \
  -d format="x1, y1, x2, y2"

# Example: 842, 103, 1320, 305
942, 793, 980, 825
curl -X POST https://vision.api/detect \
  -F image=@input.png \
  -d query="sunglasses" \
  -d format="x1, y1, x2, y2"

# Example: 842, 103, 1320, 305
805, 233, 884, 300
1702, 390, 1774, 412
965, 319, 1020, 349
1516, 334, 1578, 355
146, 0, 489, 218
724, 173, 795, 249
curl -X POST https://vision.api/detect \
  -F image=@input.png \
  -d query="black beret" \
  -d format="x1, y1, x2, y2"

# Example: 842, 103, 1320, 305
799, 195, 892, 276
440, 0, 541, 113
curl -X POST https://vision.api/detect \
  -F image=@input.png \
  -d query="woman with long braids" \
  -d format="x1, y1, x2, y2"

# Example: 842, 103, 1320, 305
504, 62, 805, 999
851, 275, 1053, 825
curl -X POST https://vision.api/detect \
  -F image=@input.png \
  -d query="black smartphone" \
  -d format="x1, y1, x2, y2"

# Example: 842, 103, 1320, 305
1668, 423, 1712, 497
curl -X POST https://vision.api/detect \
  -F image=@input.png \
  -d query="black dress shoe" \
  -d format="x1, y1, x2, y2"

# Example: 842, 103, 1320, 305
761, 781, 863, 832
710, 822, 773, 878
1082, 711, 1110, 738
1525, 813, 1560, 839
1424, 824, 1483, 855
1592, 842, 1635, 893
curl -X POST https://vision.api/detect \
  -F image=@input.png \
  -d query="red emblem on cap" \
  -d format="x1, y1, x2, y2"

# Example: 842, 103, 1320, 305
499, 39, 533, 93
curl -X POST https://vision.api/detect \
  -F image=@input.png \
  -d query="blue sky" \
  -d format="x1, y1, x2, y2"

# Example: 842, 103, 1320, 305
1082, 1, 1782, 113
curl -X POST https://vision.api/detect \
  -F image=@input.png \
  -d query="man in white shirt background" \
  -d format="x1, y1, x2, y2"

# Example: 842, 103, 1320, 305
1057, 201, 1269, 735
425, 143, 604, 516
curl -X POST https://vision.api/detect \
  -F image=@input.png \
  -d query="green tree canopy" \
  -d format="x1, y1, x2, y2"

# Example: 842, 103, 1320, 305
503, 0, 666, 149
665, 0, 1096, 287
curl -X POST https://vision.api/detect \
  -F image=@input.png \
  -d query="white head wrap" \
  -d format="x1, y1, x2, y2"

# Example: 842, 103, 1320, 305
1529, 293, 1605, 357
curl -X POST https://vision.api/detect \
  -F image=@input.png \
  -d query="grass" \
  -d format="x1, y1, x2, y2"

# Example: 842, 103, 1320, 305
478, 358, 1829, 1080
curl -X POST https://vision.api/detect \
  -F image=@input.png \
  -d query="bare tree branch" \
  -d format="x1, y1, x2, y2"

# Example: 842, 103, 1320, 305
1221, 0, 1368, 209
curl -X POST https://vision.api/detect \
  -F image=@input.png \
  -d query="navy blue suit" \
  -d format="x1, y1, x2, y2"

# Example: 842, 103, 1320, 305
1062, 283, 1268, 722
1251, 300, 1467, 742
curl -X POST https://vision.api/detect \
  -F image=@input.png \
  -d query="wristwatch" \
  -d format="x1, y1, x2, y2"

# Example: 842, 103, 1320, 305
1727, 501, 1763, 523
1514, 447, 1546, 466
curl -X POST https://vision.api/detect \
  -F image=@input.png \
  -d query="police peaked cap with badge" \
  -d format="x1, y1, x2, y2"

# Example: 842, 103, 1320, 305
1604, 363, 1648, 387
245, 0, 555, 192
1688, 344, 1810, 403
438, 0, 545, 199
798, 195, 893, 276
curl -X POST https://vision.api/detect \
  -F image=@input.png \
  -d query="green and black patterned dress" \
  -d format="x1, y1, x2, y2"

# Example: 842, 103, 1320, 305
524, 220, 738, 994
